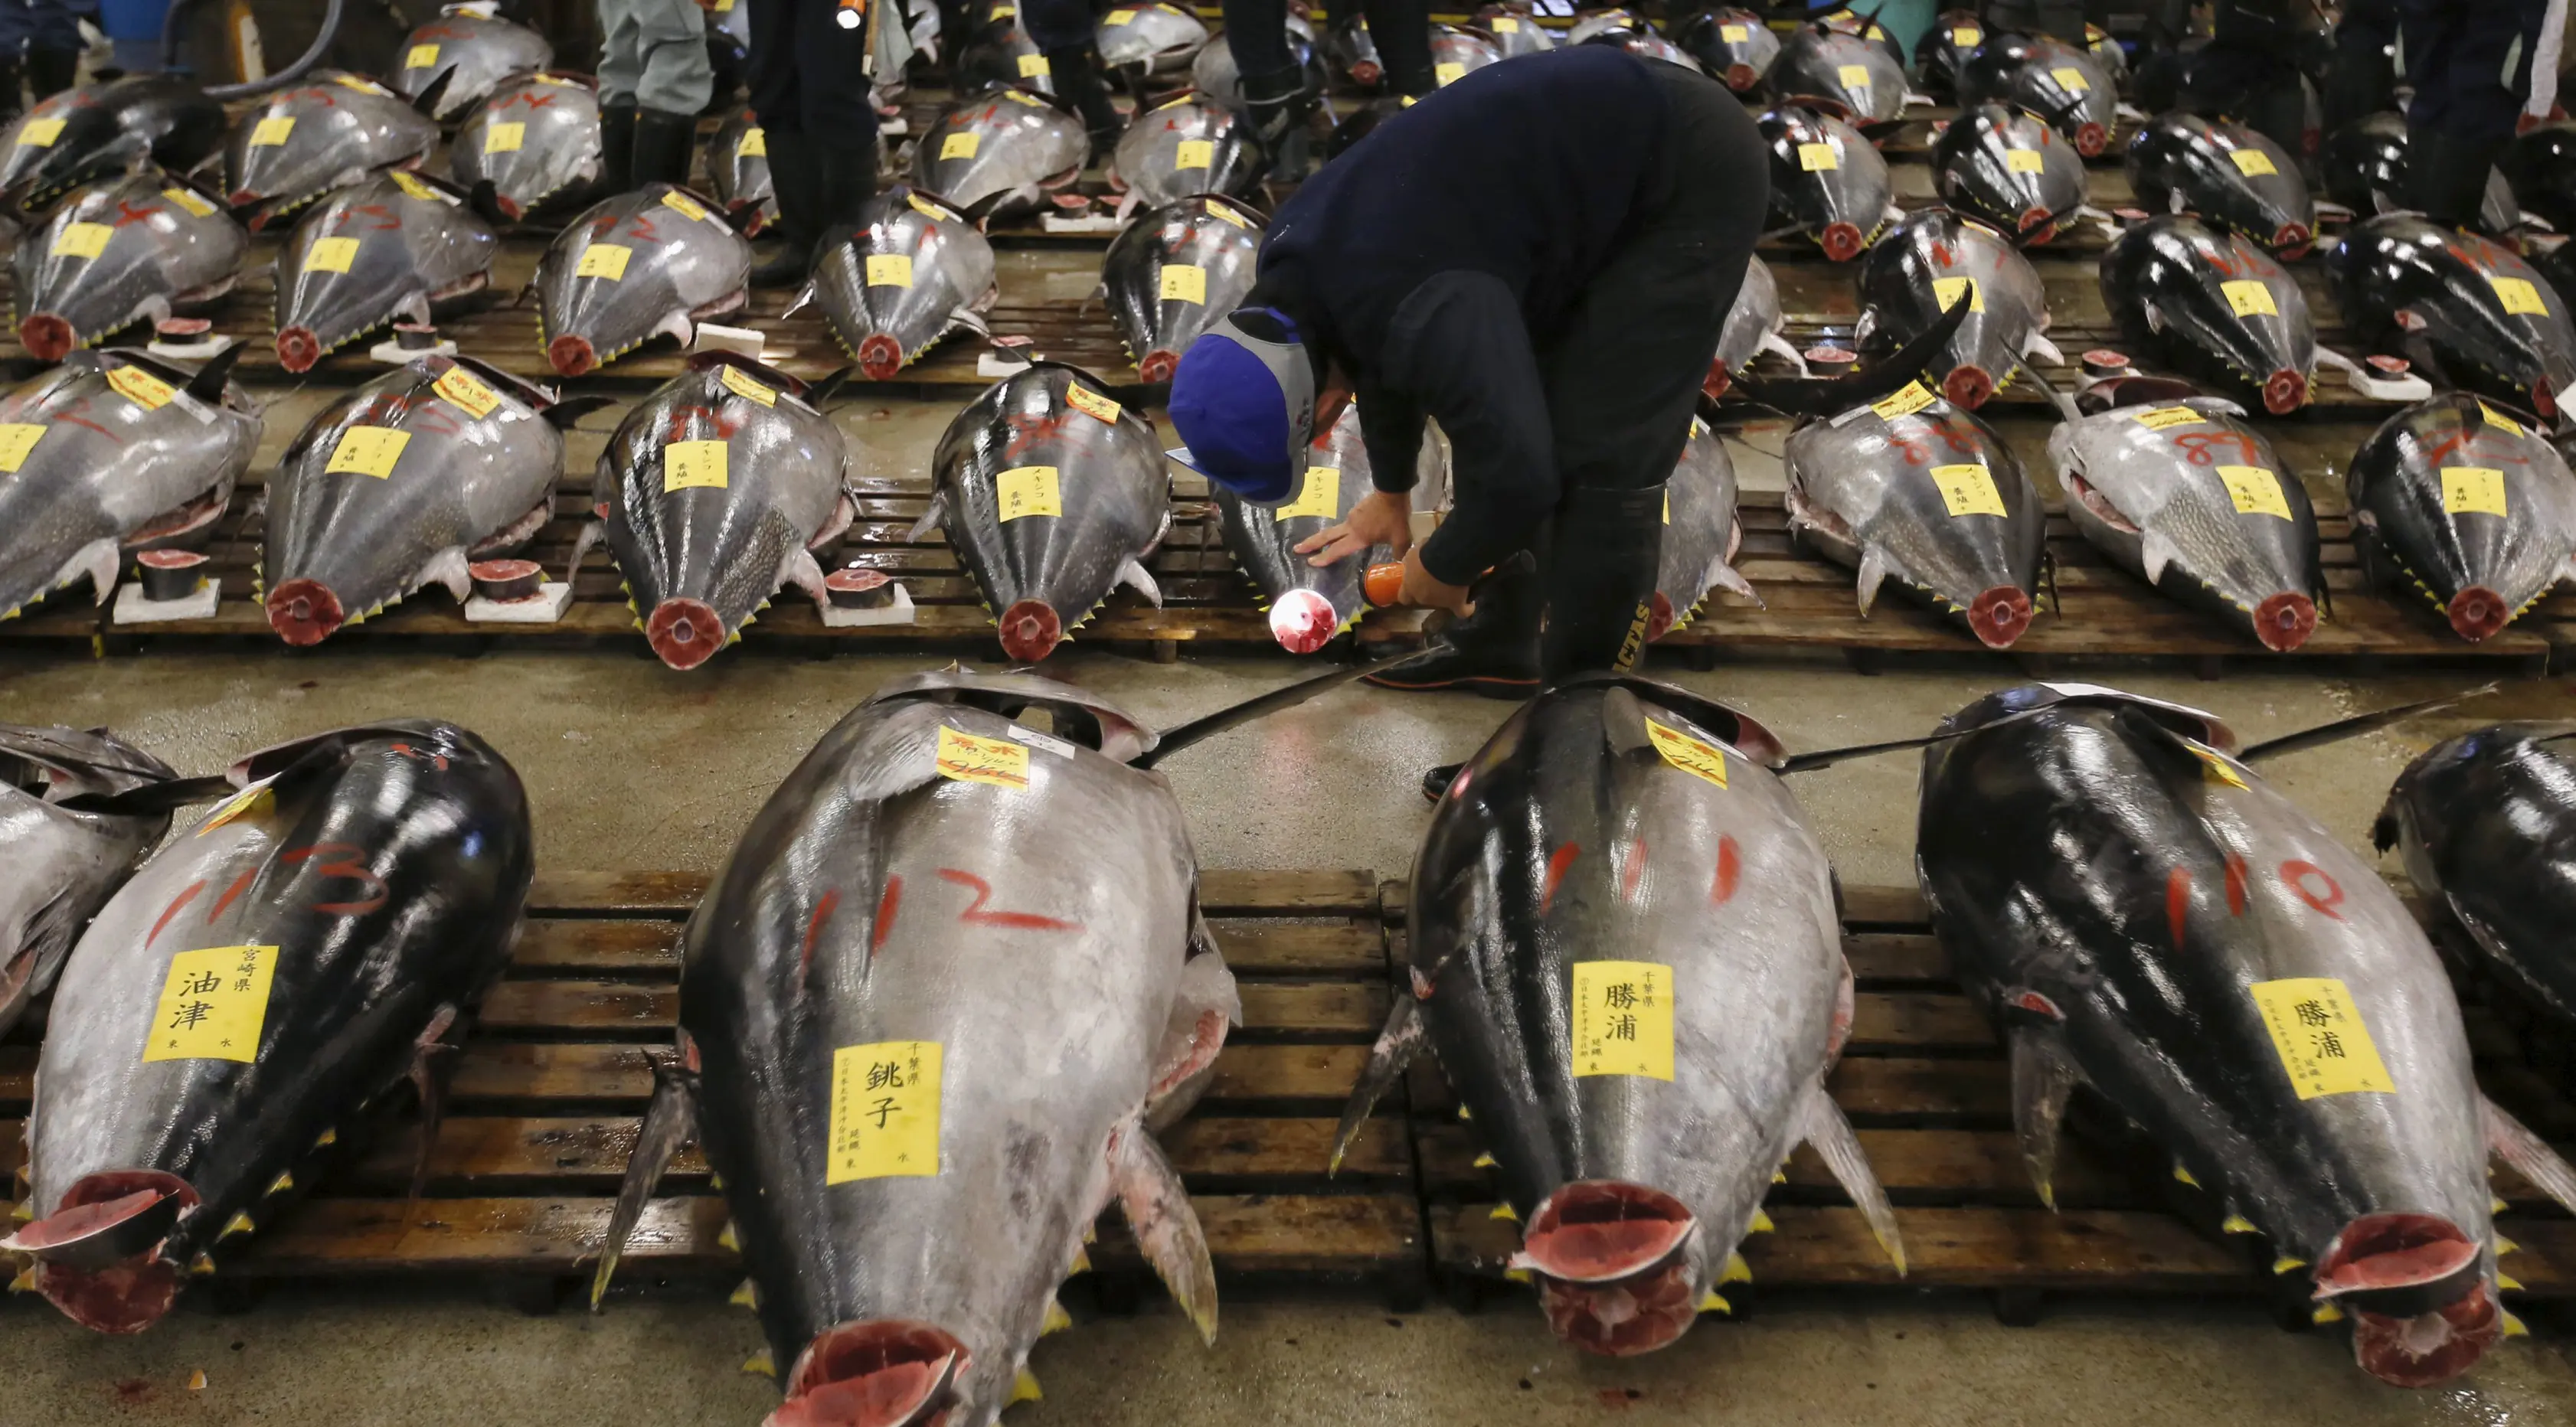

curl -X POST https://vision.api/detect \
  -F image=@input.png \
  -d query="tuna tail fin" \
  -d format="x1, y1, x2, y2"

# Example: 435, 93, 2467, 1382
1329, 996, 1422, 1177
182, 343, 244, 407
2237, 684, 2500, 764
2485, 1098, 2576, 1217
1799, 1084, 1904, 1274
2015, 354, 2081, 423
2007, 1024, 2081, 1211
805, 365, 858, 412
1111, 1124, 1219, 1344
590, 1047, 701, 1311
407, 1002, 463, 1200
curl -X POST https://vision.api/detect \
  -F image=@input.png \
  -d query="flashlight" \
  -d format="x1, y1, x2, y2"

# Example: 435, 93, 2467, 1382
835, 0, 862, 28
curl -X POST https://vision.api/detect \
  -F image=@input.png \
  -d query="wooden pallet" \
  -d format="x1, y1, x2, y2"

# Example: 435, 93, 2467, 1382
0, 867, 1429, 1308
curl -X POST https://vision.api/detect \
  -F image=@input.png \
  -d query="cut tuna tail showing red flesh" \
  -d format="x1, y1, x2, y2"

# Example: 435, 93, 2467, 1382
19, 313, 74, 361
1137, 349, 1180, 384
646, 599, 726, 670
1819, 222, 1865, 263
1967, 586, 2033, 648
1645, 589, 1676, 642
768, 1321, 969, 1427
1268, 589, 1339, 655
998, 599, 1062, 663
2262, 369, 2307, 416
5, 1171, 198, 1334
857, 334, 904, 380
2448, 586, 2509, 642
276, 325, 324, 373
1702, 358, 1732, 400
1514, 1180, 1700, 1357
2314, 1213, 2496, 1387
266, 579, 347, 645
2254, 592, 2317, 651
1943, 364, 1995, 410
548, 334, 597, 376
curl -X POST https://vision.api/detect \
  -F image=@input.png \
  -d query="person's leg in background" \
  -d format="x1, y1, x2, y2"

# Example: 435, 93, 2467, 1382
0, 0, 31, 120
627, 0, 714, 186
24, 0, 78, 99
2404, 0, 2549, 228
2325, 0, 2400, 132
746, 0, 813, 284
595, 0, 648, 192
1022, 0, 1116, 151
793, 0, 880, 240
1358, 0, 1432, 96
1221, 0, 1309, 179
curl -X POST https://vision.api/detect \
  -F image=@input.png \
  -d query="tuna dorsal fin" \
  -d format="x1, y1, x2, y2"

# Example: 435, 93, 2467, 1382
590, 1047, 701, 1311
1798, 1084, 1904, 1273
1110, 1125, 1219, 1343
2008, 1023, 2081, 1210
182, 342, 244, 406
2237, 684, 2499, 764
542, 395, 617, 430
409, 68, 454, 119
1599, 685, 1655, 759
1329, 996, 1421, 1177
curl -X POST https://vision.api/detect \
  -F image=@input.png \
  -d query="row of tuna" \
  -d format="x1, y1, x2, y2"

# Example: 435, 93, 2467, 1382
10, 669, 2576, 1411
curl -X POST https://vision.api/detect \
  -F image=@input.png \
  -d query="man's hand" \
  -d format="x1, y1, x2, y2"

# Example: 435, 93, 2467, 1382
1296, 488, 1413, 567
1398, 547, 1473, 615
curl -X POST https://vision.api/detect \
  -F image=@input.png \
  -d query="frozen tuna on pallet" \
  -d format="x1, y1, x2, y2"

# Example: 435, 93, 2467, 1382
2345, 391, 2576, 642
1783, 381, 2045, 648
911, 87, 1089, 220
0, 75, 225, 213
1190, 14, 1328, 104
1855, 207, 2060, 410
451, 71, 603, 226
1097, 0, 1210, 74
2049, 388, 2323, 650
595, 354, 855, 670
2101, 213, 2316, 415
13, 172, 246, 361
593, 668, 1237, 1427
0, 724, 179, 1041
0, 348, 257, 622
1334, 674, 1904, 1354
391, 2, 554, 119
1931, 103, 2086, 243
1470, 4, 1554, 59
535, 184, 751, 376
1960, 34, 2114, 155
219, 72, 439, 230
1209, 401, 1404, 654
1675, 7, 1777, 93
2126, 111, 2315, 256
2, 720, 533, 1333
1108, 93, 1262, 217
2380, 723, 2576, 1027
1767, 22, 1908, 122
1101, 194, 1261, 382
261, 356, 600, 644
1758, 103, 1894, 262
2327, 215, 2576, 420
273, 169, 499, 373
920, 363, 1170, 662
2324, 113, 2522, 236
704, 107, 777, 233
1912, 10, 1986, 100
1649, 417, 1757, 638
1428, 24, 1502, 86
1917, 683, 2576, 1387
805, 185, 998, 380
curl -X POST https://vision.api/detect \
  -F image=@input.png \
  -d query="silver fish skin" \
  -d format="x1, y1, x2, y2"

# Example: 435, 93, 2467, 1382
2005, 38, 2116, 157
1328, 13, 1388, 87
2051, 395, 2324, 650
1210, 401, 1398, 653
1857, 207, 2055, 410
1705, 256, 1804, 400
1918, 684, 2576, 1388
924, 363, 1171, 662
1189, 19, 1327, 106
2346, 391, 2576, 641
7, 720, 532, 1335
599, 354, 852, 670
391, 6, 556, 119
1770, 24, 1908, 122
1650, 417, 1755, 638
537, 183, 751, 376
1758, 103, 1893, 262
273, 171, 499, 373
1475, 5, 1558, 59
1109, 95, 1262, 214
14, 173, 247, 362
809, 185, 998, 380
0, 723, 176, 1041
910, 87, 1089, 220
2125, 111, 2316, 256
1930, 103, 2086, 243
0, 76, 225, 213
1375, 677, 1900, 1355
0, 349, 260, 622
221, 73, 438, 231
1097, 1, 1210, 73
1783, 391, 2044, 646
451, 72, 603, 225
1675, 7, 1771, 91
605, 671, 1228, 1427
2101, 213, 2317, 416
1428, 24, 1503, 84
706, 108, 778, 233
961, 15, 1057, 99
1100, 195, 1262, 382
261, 355, 567, 645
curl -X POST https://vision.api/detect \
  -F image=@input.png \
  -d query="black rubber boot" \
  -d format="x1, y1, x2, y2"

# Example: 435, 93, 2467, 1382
597, 100, 639, 194
1538, 485, 1665, 681
25, 46, 74, 101
1241, 61, 1312, 184
1364, 557, 1542, 697
631, 106, 698, 189
1044, 43, 1125, 155
749, 126, 819, 289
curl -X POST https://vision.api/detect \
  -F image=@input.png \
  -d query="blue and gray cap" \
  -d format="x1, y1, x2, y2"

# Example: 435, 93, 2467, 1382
1167, 307, 1316, 505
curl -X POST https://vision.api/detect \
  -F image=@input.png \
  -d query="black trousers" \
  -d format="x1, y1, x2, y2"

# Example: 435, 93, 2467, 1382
1018, 0, 1092, 51
746, 0, 880, 144
1223, 0, 1434, 95
2402, 0, 2551, 150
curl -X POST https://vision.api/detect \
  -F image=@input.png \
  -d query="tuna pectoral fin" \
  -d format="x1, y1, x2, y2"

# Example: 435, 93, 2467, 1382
1117, 557, 1163, 608
408, 1004, 464, 1200
9, 883, 81, 1000
1705, 553, 1761, 609
1855, 546, 1888, 617
2008, 1024, 2081, 1211
1757, 330, 1810, 377
418, 547, 472, 605
2485, 1097, 2576, 1216
61, 537, 121, 605
1144, 936, 1240, 1131
1329, 996, 1422, 1177
590, 1047, 701, 1311
1112, 1124, 1219, 1344
1798, 1085, 1904, 1274
780, 545, 829, 606
563, 519, 605, 586
904, 492, 946, 544
2140, 529, 2181, 586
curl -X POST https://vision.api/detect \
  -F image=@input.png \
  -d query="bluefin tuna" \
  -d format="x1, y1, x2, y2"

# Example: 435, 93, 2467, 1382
706, 107, 777, 234
1109, 93, 1261, 217
918, 362, 1170, 662
2327, 215, 2576, 421
1328, 13, 1388, 87
0, 76, 225, 213
912, 87, 1088, 220
536, 184, 751, 376
1917, 683, 2576, 1386
1857, 207, 2059, 410
1675, 8, 1777, 93
1770, 23, 1908, 122
391, 3, 554, 119
2101, 213, 2316, 415
1999, 38, 2114, 155
1098, 1, 1209, 73
1101, 194, 1260, 383
1210, 401, 1391, 653
1914, 11, 1986, 100
273, 170, 499, 373
1649, 416, 1757, 639
2378, 723, 2576, 1027
1429, 24, 1503, 86
1760, 103, 1896, 262
2127, 112, 2316, 256
0, 724, 177, 1041
961, 14, 1056, 98
2346, 392, 2576, 641
1931, 103, 2085, 243
452, 71, 603, 226
1475, 4, 1557, 60
14, 173, 247, 361
220, 73, 439, 230
804, 185, 997, 380
1, 720, 533, 1333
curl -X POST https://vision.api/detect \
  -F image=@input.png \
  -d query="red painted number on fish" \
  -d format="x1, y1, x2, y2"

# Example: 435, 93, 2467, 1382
148, 880, 206, 945
110, 200, 159, 228
1539, 843, 1579, 916
2279, 860, 2343, 919
935, 868, 1080, 932
1711, 835, 1741, 905
800, 888, 841, 973
281, 843, 389, 916
54, 396, 120, 443
387, 742, 451, 771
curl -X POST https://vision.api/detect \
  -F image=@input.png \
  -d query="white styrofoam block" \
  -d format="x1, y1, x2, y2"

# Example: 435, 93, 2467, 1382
371, 337, 458, 364
465, 581, 577, 623
693, 323, 766, 359
978, 352, 1039, 377
111, 578, 220, 624
148, 336, 233, 362
817, 582, 917, 627
1040, 213, 1123, 233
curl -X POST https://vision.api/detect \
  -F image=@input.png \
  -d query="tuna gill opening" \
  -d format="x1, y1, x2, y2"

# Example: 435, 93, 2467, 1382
770, 1321, 969, 1427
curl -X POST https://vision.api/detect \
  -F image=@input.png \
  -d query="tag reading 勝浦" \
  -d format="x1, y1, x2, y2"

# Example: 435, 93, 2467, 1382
2250, 978, 2396, 1099
1931, 462, 2006, 518
1571, 961, 1675, 1080
664, 439, 729, 491
2216, 465, 2292, 519
934, 725, 1031, 789
143, 945, 279, 1064
326, 426, 410, 478
997, 465, 1061, 521
826, 1040, 943, 1182
1277, 466, 1339, 521
2442, 466, 2507, 518
1644, 718, 1728, 789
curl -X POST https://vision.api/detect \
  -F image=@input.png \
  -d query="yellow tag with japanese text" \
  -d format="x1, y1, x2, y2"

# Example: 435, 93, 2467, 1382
1952, 25, 1980, 44
1104, 6, 1135, 19
1018, 52, 1049, 77
1277, 466, 1339, 521
1644, 718, 1728, 789
664, 440, 729, 491
484, 121, 524, 153
2190, 740, 2247, 788
303, 235, 361, 273
434, 364, 502, 419
1159, 264, 1206, 303
51, 222, 110, 259
2006, 148, 2045, 173
0, 423, 44, 472
1065, 384, 1121, 425
2480, 401, 2523, 435
1838, 63, 1871, 89
1175, 139, 1214, 169
576, 243, 631, 280
740, 126, 768, 157
390, 169, 448, 203
16, 116, 63, 145
195, 780, 273, 835
1798, 141, 1838, 171
2442, 466, 2508, 517
2492, 276, 2549, 315
2132, 406, 2204, 430
826, 1040, 943, 1182
940, 131, 980, 161
106, 364, 175, 410
866, 253, 913, 288
1436, 61, 1466, 85
2251, 978, 2396, 1099
662, 190, 713, 223
1205, 198, 1249, 229
2216, 465, 2291, 519
250, 116, 295, 146
2222, 280, 2277, 318
997, 465, 1061, 520
1872, 380, 1934, 421
325, 426, 410, 478
1931, 462, 2006, 518
1571, 961, 1675, 1080
935, 725, 1030, 788
162, 186, 214, 217
1932, 276, 1984, 312
720, 363, 777, 407
1494, 15, 1521, 30
143, 946, 279, 1064
1718, 22, 1745, 40
406, 43, 440, 67
2051, 65, 2088, 91
2229, 147, 2277, 177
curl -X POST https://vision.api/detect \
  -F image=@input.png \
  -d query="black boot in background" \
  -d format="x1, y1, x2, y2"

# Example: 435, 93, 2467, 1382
1364, 556, 1544, 697
1044, 43, 1125, 155
597, 100, 639, 194
630, 106, 698, 189
1536, 485, 1664, 681
1241, 61, 1312, 184
25, 46, 74, 100
749, 126, 821, 288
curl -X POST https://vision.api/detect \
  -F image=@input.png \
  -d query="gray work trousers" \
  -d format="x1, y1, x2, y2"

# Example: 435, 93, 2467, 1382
598, 0, 715, 113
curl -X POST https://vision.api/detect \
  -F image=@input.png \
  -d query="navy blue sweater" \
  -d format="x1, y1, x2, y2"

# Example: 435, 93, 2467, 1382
1250, 47, 1676, 585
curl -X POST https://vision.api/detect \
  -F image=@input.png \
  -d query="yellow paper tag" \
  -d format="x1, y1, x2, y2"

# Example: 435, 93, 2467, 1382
576, 243, 631, 280
662, 190, 712, 223
433, 364, 502, 419
905, 193, 950, 224
1277, 465, 1339, 521
2221, 279, 2277, 318
1571, 961, 1675, 1080
1174, 138, 1214, 169
2480, 401, 2524, 435
1797, 141, 1838, 171
720, 363, 777, 407
1718, 21, 1746, 40
1644, 717, 1729, 788
1932, 462, 2006, 518
2192, 741, 2247, 789
2132, 406, 2204, 430
1953, 25, 1980, 44
162, 186, 214, 217
2051, 65, 2089, 91
390, 169, 446, 202
2229, 147, 2277, 177
107, 364, 175, 410
1001, 88, 1044, 107
714, 0, 734, 11
2492, 276, 2549, 315
1205, 198, 1249, 229
2251, 978, 2396, 1099
826, 1040, 943, 1182
865, 253, 913, 287
1838, 63, 1871, 88
664, 439, 729, 491
1872, 380, 1934, 421
740, 125, 768, 157
1017, 51, 1050, 77
16, 116, 63, 146
405, 43, 439, 67
1436, 61, 1466, 85
1105, 7, 1134, 19
335, 73, 385, 92
2006, 148, 2046, 173
1932, 276, 1984, 312
1064, 383, 1122, 425
940, 130, 980, 161
0, 423, 43, 472
997, 464, 1061, 520
2216, 465, 2291, 519
484, 121, 525, 153
194, 780, 272, 836
51, 221, 110, 260
2442, 466, 2508, 518
249, 115, 295, 146
142, 945, 279, 1064
325, 426, 411, 478
1493, 15, 1520, 30
935, 725, 1031, 788
1159, 264, 1206, 304
303, 235, 361, 273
